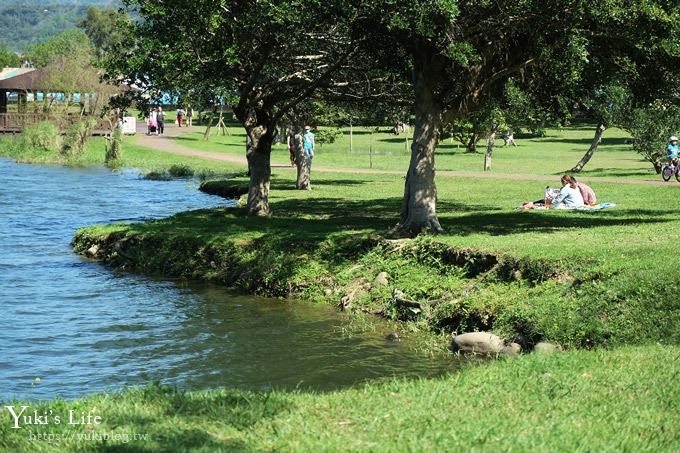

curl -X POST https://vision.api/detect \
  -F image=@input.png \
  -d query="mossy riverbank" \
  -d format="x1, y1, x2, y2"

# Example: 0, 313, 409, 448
71, 196, 677, 351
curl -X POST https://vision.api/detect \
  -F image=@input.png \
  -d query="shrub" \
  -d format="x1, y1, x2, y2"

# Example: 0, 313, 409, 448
168, 164, 194, 178
315, 128, 343, 147
61, 117, 96, 157
21, 120, 60, 153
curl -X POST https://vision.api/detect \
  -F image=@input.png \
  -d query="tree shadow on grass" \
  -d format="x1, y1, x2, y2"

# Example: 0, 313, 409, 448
439, 209, 672, 236
379, 137, 411, 144
534, 137, 629, 147
97, 386, 290, 452
571, 168, 655, 178
153, 198, 673, 245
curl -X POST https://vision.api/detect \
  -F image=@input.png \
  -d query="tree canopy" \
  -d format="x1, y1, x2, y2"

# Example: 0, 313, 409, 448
103, 0, 680, 234
0, 43, 20, 68
24, 29, 91, 67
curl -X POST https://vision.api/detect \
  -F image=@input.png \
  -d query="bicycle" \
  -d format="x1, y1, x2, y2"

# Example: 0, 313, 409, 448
661, 160, 680, 182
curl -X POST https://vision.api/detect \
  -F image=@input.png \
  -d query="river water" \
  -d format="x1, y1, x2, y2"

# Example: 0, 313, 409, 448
0, 158, 453, 401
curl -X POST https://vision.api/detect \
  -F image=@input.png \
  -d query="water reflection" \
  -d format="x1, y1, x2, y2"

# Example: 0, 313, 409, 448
0, 158, 453, 401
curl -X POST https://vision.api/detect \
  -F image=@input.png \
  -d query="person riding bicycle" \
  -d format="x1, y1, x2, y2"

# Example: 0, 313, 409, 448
666, 136, 679, 165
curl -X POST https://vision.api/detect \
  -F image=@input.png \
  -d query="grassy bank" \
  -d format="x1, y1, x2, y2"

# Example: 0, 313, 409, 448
2, 345, 678, 451
74, 167, 680, 349
0, 134, 243, 176
3, 125, 679, 450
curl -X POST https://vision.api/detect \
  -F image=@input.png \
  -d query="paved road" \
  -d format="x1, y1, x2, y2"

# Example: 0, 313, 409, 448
135, 124, 675, 187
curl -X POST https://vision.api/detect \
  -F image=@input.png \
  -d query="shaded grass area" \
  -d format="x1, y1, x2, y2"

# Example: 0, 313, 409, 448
2, 345, 678, 451
73, 169, 680, 349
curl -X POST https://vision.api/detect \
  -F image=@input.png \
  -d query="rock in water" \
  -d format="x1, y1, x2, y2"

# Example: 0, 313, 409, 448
451, 332, 505, 355
373, 272, 389, 287
86, 244, 99, 257
533, 342, 563, 354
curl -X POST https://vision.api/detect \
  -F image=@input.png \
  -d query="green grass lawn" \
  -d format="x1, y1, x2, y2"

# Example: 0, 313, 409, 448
174, 123, 653, 179
2, 125, 678, 451
2, 345, 677, 451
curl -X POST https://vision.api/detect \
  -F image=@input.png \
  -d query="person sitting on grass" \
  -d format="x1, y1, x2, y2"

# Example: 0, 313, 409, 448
666, 135, 679, 165
546, 175, 584, 209
573, 176, 597, 206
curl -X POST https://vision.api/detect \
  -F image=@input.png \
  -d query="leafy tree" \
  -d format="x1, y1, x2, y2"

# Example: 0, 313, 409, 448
0, 43, 20, 67
569, 84, 630, 172
24, 29, 91, 67
563, 1, 680, 173
622, 102, 680, 173
78, 6, 130, 61
356, 0, 680, 235
354, 1, 583, 233
110, 0, 360, 216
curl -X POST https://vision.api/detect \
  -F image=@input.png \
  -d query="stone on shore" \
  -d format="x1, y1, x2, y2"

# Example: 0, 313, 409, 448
533, 342, 563, 354
373, 272, 389, 287
502, 342, 522, 357
86, 244, 99, 257
451, 332, 505, 355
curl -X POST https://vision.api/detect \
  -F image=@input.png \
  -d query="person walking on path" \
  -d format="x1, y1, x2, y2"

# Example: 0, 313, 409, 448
157, 106, 165, 135
187, 106, 193, 127
176, 107, 185, 127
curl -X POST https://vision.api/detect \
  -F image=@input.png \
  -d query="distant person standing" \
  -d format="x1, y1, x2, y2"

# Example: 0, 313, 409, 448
504, 131, 517, 147
287, 128, 297, 167
148, 107, 158, 135
157, 106, 165, 135
187, 105, 194, 127
303, 125, 315, 160
176, 107, 185, 127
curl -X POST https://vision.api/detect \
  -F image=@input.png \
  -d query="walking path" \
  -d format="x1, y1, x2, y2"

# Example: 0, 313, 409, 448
136, 124, 672, 187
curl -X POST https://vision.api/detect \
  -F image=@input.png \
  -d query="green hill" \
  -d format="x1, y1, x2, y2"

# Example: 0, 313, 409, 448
0, 1, 116, 52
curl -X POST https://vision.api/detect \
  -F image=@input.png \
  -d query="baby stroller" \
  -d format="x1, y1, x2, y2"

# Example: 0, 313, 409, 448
147, 118, 158, 135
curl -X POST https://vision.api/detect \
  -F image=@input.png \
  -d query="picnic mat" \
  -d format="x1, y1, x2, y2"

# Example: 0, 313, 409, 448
576, 202, 616, 210
518, 202, 616, 210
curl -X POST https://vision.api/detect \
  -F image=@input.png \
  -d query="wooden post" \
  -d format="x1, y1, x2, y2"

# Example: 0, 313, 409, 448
0, 90, 7, 114
369, 128, 373, 169
349, 117, 353, 154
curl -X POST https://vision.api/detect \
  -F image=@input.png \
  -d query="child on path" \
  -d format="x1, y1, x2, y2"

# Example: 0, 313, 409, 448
666, 136, 679, 164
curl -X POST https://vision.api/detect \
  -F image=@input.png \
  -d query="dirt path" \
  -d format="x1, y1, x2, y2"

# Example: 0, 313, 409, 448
135, 124, 674, 187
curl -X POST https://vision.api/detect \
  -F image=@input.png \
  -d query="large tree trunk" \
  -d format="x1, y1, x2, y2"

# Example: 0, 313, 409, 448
397, 55, 444, 236
245, 125, 274, 216
466, 132, 479, 153
483, 131, 496, 171
571, 122, 606, 172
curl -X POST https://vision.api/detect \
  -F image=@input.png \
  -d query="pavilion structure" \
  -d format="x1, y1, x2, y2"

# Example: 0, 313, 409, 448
0, 67, 111, 134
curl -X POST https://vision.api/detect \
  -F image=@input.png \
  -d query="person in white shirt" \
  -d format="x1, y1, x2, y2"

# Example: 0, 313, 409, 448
548, 175, 584, 209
